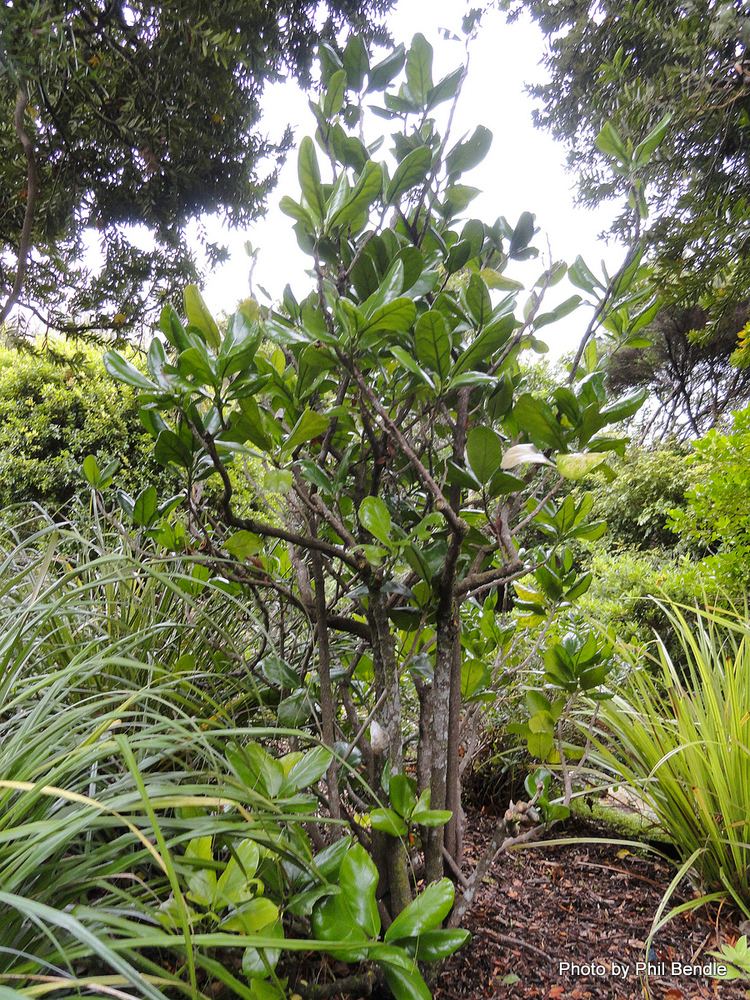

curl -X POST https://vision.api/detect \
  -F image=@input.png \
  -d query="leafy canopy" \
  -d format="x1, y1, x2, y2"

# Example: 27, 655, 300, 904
0, 0, 392, 333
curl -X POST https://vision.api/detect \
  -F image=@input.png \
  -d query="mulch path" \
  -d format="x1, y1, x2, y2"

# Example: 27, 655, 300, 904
433, 810, 746, 999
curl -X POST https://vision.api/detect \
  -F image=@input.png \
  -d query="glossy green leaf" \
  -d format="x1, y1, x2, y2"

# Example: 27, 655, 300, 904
446, 125, 492, 176
323, 69, 347, 117
385, 878, 455, 942
298, 137, 326, 222
358, 496, 392, 546
409, 928, 470, 963
466, 426, 503, 485
368, 45, 406, 91
214, 839, 261, 908
343, 35, 369, 90
184, 284, 221, 349
328, 161, 382, 229
415, 310, 450, 380
386, 146, 432, 203
104, 350, 155, 390
405, 33, 433, 106
370, 807, 408, 836
283, 746, 332, 792
284, 409, 330, 452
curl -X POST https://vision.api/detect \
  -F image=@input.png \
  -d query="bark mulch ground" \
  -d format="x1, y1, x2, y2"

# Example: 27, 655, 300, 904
433, 810, 746, 999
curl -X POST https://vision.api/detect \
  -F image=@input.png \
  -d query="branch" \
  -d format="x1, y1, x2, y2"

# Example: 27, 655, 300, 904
347, 362, 467, 537
187, 418, 364, 571
456, 560, 527, 598
1, 87, 39, 325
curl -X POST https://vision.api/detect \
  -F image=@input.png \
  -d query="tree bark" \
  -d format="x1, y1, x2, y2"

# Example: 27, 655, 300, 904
367, 584, 411, 915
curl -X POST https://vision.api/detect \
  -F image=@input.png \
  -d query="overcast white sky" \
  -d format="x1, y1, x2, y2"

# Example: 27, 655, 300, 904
197, 1, 626, 357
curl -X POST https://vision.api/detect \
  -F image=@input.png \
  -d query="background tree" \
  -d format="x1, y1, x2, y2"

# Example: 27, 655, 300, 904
0, 0, 392, 335
501, 0, 750, 431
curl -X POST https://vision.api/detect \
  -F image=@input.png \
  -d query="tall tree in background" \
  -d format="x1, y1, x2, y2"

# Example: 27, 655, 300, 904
503, 0, 750, 429
0, 1, 391, 335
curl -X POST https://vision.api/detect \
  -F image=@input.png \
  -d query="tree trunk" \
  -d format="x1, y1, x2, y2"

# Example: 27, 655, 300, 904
444, 630, 464, 864
367, 585, 411, 915
425, 592, 459, 883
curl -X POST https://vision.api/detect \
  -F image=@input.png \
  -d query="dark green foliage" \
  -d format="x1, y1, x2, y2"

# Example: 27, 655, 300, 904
585, 445, 691, 550
0, 340, 172, 508
605, 300, 750, 439
0, 0, 392, 332
505, 0, 749, 312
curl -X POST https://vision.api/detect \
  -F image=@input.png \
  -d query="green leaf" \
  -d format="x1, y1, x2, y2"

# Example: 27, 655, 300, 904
385, 878, 455, 942
410, 928, 470, 962
390, 773, 417, 818
225, 530, 263, 558
154, 429, 193, 471
509, 211, 536, 258
323, 69, 347, 117
465, 274, 492, 326
405, 33, 433, 106
184, 284, 221, 349
427, 66, 464, 109
279, 195, 314, 228
361, 297, 416, 335
132, 485, 158, 527
480, 268, 523, 291
103, 350, 155, 390
452, 315, 516, 376
415, 310, 451, 380
283, 747, 333, 792
512, 393, 565, 450
466, 426, 503, 485
343, 35, 369, 90
445, 240, 473, 274
633, 113, 672, 167
370, 807, 408, 836
214, 839, 261, 908
328, 161, 382, 229
81, 455, 100, 487
556, 452, 609, 480
595, 122, 629, 165
411, 808, 452, 828
358, 496, 392, 546
446, 125, 492, 176
382, 963, 432, 1000
298, 137, 326, 222
386, 147, 432, 203
368, 45, 406, 91
284, 409, 330, 452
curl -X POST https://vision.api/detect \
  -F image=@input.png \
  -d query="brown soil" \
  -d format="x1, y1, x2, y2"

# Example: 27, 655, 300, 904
433, 810, 746, 1000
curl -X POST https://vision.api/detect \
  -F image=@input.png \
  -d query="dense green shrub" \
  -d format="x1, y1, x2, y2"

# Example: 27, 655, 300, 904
669, 404, 750, 583
0, 339, 170, 508
584, 445, 691, 551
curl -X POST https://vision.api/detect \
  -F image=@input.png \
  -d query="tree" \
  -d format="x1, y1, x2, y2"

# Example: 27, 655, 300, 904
502, 0, 750, 422
0, 0, 392, 335
106, 33, 656, 993
605, 299, 750, 439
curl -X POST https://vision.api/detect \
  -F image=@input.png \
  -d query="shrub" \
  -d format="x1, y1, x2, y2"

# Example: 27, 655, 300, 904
587, 605, 750, 916
0, 339, 172, 509
669, 403, 750, 583
584, 444, 691, 550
